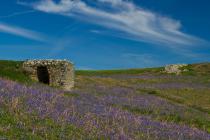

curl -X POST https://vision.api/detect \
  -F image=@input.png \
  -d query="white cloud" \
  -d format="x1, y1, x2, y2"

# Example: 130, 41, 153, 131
0, 23, 47, 42
21, 0, 207, 46
33, 0, 75, 13
98, 0, 123, 4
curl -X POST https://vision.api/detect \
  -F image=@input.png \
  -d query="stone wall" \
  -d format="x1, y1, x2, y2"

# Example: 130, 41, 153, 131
22, 59, 74, 91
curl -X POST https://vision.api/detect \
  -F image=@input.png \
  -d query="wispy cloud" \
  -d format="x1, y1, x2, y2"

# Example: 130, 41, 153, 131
20, 0, 207, 46
0, 10, 35, 19
90, 30, 101, 34
0, 23, 47, 42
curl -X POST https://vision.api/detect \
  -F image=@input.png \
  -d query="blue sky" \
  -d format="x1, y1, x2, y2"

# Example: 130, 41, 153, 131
0, 0, 210, 69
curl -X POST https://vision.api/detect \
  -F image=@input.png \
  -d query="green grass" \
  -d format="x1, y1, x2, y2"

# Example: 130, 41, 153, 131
0, 60, 32, 83
76, 67, 163, 76
64, 92, 80, 97
118, 103, 210, 133
146, 89, 210, 114
182, 63, 210, 76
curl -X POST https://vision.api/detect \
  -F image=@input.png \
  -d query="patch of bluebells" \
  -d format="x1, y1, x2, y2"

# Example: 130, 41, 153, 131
0, 78, 210, 139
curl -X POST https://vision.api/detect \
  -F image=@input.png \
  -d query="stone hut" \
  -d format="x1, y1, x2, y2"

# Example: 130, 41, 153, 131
22, 59, 74, 91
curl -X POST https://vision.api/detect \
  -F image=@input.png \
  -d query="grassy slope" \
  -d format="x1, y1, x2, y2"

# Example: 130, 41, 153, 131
0, 60, 210, 138
76, 67, 164, 76
1, 60, 209, 79
76, 63, 210, 76
75, 62, 210, 133
0, 60, 32, 83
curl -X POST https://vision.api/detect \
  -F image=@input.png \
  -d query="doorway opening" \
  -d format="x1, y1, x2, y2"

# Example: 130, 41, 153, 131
37, 66, 50, 85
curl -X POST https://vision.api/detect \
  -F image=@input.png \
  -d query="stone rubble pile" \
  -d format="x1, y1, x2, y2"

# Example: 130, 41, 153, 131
164, 64, 188, 75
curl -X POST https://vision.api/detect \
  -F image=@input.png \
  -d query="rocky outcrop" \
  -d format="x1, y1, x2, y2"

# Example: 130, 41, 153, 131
165, 64, 188, 75
22, 59, 74, 91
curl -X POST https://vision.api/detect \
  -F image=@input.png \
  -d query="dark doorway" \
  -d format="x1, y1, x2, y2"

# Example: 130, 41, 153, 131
37, 66, 50, 84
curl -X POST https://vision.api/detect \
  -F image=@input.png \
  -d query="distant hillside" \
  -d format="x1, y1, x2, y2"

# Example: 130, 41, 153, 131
76, 67, 164, 76
188, 63, 210, 75
1, 60, 210, 82
76, 63, 210, 76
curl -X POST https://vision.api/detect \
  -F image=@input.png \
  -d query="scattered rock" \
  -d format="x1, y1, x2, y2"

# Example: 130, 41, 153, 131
165, 64, 188, 75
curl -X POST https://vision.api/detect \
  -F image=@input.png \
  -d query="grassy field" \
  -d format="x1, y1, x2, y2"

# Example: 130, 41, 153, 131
0, 60, 32, 83
0, 60, 210, 139
76, 67, 163, 76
